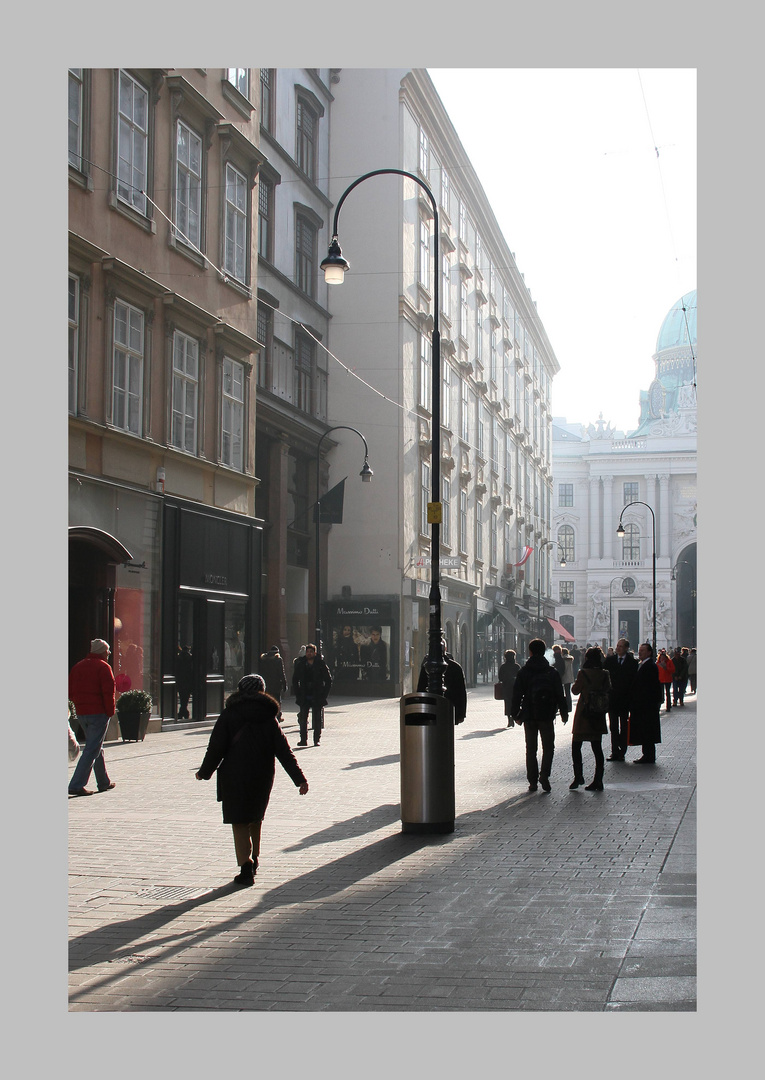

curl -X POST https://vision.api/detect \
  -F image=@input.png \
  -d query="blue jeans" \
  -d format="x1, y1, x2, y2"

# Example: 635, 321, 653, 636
69, 714, 111, 792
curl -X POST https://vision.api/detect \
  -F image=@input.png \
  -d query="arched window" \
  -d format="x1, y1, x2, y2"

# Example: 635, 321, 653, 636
622, 523, 640, 561
559, 614, 575, 637
558, 524, 575, 564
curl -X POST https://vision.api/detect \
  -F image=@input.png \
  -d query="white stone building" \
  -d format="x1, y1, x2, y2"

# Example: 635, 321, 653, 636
551, 290, 697, 652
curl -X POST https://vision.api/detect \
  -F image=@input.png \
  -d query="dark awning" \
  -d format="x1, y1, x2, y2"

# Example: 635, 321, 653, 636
68, 526, 133, 563
547, 617, 575, 643
495, 607, 527, 634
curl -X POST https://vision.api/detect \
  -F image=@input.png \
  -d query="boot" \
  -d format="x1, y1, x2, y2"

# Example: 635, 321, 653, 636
233, 861, 255, 886
585, 774, 604, 791
569, 775, 585, 789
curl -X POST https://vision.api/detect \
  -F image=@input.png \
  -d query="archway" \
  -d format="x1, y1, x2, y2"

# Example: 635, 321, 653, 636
674, 542, 697, 647
68, 527, 132, 672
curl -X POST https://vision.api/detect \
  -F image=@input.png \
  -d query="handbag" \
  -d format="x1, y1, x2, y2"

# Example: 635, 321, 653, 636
494, 682, 504, 701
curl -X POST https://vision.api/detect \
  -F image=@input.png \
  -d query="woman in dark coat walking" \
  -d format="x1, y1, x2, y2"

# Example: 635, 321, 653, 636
569, 647, 611, 791
497, 649, 521, 727
196, 674, 308, 886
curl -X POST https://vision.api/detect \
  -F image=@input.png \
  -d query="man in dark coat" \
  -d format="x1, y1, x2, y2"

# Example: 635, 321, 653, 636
511, 638, 569, 792
671, 647, 689, 706
604, 637, 639, 761
258, 645, 288, 717
196, 674, 308, 886
292, 644, 333, 747
628, 642, 664, 764
417, 640, 468, 724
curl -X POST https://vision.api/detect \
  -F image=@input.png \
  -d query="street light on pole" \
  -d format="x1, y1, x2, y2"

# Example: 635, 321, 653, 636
314, 425, 372, 655
617, 501, 656, 653
321, 168, 446, 695
536, 539, 566, 642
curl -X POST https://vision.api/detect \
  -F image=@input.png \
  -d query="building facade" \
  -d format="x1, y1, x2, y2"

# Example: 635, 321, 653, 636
68, 68, 265, 725
322, 69, 561, 692
551, 290, 697, 652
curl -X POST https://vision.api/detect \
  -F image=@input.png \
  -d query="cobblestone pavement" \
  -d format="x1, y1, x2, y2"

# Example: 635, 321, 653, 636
68, 684, 696, 1014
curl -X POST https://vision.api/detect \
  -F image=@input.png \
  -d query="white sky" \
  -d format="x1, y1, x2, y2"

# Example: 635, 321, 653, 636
428, 68, 697, 434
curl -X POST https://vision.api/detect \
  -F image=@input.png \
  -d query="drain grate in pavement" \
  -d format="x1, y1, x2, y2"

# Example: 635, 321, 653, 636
133, 885, 212, 901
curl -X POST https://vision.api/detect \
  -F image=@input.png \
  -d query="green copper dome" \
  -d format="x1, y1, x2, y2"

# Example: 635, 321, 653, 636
656, 289, 697, 354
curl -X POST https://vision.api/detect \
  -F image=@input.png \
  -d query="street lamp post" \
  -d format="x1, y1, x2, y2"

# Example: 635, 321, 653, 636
536, 539, 566, 642
617, 501, 656, 653
315, 425, 373, 655
321, 169, 446, 695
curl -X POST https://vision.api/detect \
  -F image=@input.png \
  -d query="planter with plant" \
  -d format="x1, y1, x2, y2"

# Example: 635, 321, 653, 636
115, 689, 154, 742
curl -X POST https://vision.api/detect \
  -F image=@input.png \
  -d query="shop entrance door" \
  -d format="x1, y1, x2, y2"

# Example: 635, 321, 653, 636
175, 592, 248, 720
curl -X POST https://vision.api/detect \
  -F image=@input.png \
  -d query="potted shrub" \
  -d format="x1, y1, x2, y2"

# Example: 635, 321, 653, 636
115, 688, 153, 742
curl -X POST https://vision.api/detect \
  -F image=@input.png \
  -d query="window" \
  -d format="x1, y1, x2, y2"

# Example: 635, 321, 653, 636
296, 96, 318, 180
419, 127, 429, 176
442, 363, 452, 430
624, 481, 639, 505
256, 304, 271, 389
477, 401, 485, 456
295, 332, 316, 413
421, 461, 431, 535
492, 417, 499, 472
476, 234, 483, 274
419, 218, 430, 291
559, 482, 573, 506
621, 523, 640, 561
171, 331, 199, 454
460, 380, 470, 442
68, 68, 83, 169
476, 498, 483, 561
560, 614, 575, 638
558, 525, 575, 564
504, 521, 512, 568
117, 70, 149, 215
258, 177, 273, 260
560, 580, 574, 605
458, 201, 467, 244
476, 304, 483, 365
68, 275, 79, 415
295, 214, 317, 298
260, 69, 274, 133
441, 253, 451, 319
460, 280, 469, 341
221, 357, 244, 469
419, 334, 431, 410
491, 509, 498, 567
227, 69, 249, 97
442, 476, 451, 547
490, 328, 498, 384
440, 168, 450, 214
112, 299, 144, 434
224, 163, 248, 283
460, 490, 468, 552
175, 120, 202, 249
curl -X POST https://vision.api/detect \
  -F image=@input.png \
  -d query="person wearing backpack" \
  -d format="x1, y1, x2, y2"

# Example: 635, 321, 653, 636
569, 647, 611, 791
510, 638, 569, 792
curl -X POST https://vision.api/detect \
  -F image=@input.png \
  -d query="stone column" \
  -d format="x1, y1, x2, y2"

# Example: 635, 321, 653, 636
658, 474, 670, 560
589, 475, 601, 561
601, 474, 614, 563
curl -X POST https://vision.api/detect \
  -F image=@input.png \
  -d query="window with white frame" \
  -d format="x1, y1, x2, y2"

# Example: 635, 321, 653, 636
460, 280, 468, 341
112, 299, 144, 434
419, 218, 430, 290
68, 68, 83, 170
419, 127, 429, 176
558, 524, 575, 564
420, 460, 431, 535
476, 498, 483, 561
477, 401, 485, 456
260, 69, 274, 133
476, 233, 483, 274
441, 252, 451, 319
458, 201, 467, 244
621, 523, 641, 561
221, 357, 244, 469
224, 162, 248, 283
559, 482, 573, 506
296, 96, 318, 180
258, 177, 273, 261
295, 214, 317, 298
559, 580, 574, 605
117, 70, 149, 215
68, 275, 79, 415
491, 508, 498, 566
419, 333, 431, 410
476, 303, 483, 365
227, 69, 249, 97
442, 476, 451, 547
492, 416, 499, 471
460, 490, 468, 552
624, 481, 639, 505
490, 328, 498, 383
504, 521, 512, 568
440, 168, 450, 214
175, 120, 202, 249
442, 362, 452, 430
460, 380, 470, 442
171, 331, 199, 454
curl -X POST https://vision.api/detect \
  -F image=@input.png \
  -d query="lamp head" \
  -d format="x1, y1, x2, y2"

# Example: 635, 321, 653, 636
360, 457, 373, 483
616, 522, 625, 538
559, 557, 566, 567
321, 236, 350, 284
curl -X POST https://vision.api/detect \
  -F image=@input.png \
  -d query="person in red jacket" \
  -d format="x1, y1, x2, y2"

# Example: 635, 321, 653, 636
68, 639, 117, 797
656, 648, 675, 713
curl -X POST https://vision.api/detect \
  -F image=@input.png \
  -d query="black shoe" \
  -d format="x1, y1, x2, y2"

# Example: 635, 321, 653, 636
296, 741, 307, 747
527, 783, 538, 792
569, 777, 585, 789
313, 739, 320, 746
233, 862, 255, 887
585, 780, 604, 791
606, 754, 624, 762
69, 788, 94, 797
633, 757, 655, 764
539, 777, 551, 792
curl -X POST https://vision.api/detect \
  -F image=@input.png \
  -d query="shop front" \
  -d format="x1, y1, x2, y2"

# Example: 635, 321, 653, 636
161, 498, 263, 723
323, 598, 397, 698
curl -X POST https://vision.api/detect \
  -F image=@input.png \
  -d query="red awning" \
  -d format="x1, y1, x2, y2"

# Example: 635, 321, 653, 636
547, 617, 575, 643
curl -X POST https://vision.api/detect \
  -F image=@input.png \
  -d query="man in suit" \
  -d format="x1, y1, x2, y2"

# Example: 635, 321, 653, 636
627, 642, 664, 764
417, 639, 468, 724
604, 638, 639, 761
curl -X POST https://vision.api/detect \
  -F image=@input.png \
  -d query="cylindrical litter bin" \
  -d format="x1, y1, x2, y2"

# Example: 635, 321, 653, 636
400, 692, 455, 833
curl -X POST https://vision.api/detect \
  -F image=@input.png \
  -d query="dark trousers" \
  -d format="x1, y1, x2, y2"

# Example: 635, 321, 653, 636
662, 683, 672, 710
572, 737, 604, 782
689, 674, 697, 693
298, 701, 324, 744
608, 706, 629, 758
640, 743, 656, 762
672, 677, 687, 705
523, 718, 555, 784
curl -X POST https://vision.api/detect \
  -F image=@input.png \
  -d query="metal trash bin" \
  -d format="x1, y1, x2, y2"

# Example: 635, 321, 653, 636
399, 692, 455, 833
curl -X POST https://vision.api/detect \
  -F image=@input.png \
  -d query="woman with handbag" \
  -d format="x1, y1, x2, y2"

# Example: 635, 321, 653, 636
569, 647, 611, 791
497, 649, 521, 727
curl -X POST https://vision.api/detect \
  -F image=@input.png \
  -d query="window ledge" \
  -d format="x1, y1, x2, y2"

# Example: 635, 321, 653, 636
69, 165, 94, 192
218, 271, 252, 300
168, 233, 208, 269
221, 79, 255, 119
108, 192, 156, 234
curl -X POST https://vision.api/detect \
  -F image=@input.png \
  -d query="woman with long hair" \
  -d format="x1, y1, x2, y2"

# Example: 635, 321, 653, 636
569, 646, 611, 792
